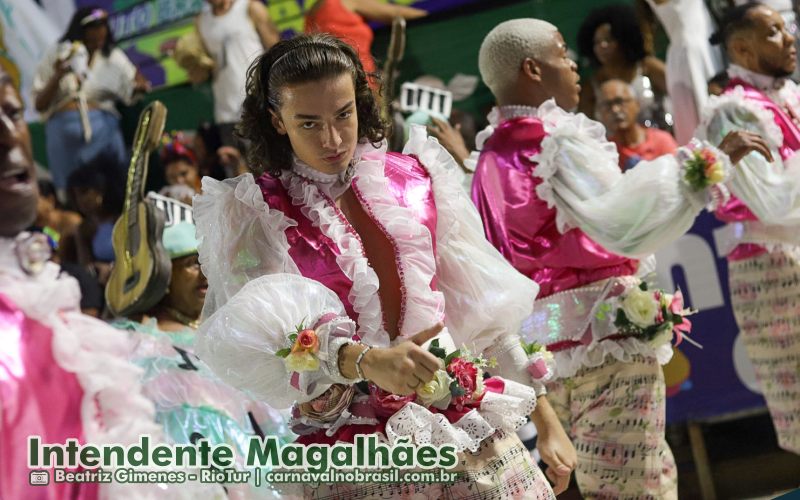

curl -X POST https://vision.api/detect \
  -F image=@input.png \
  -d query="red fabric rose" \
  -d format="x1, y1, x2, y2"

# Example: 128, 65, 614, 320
447, 357, 478, 407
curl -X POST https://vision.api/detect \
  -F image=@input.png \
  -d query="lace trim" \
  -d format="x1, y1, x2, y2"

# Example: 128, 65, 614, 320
384, 378, 537, 452
551, 338, 673, 379
281, 171, 389, 346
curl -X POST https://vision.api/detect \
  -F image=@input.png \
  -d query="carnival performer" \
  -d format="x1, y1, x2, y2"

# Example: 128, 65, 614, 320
470, 18, 772, 499
194, 34, 575, 498
0, 67, 218, 499
698, 1, 800, 455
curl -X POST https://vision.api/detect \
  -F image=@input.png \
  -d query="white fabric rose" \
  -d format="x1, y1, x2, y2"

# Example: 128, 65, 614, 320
416, 369, 454, 409
621, 288, 659, 328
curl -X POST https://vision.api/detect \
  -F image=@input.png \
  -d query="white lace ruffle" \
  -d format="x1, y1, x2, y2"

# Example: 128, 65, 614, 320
280, 169, 390, 346
697, 85, 784, 148
530, 99, 621, 233
384, 378, 538, 452
552, 338, 674, 379
350, 141, 445, 339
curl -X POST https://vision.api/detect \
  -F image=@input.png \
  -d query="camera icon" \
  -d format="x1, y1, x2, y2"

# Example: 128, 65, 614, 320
29, 470, 49, 486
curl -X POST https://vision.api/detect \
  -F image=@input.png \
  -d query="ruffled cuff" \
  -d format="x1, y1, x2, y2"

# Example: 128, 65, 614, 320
197, 273, 358, 409
676, 139, 733, 210
483, 335, 550, 396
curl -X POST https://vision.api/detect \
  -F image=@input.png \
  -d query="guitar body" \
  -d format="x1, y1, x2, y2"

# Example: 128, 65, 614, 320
105, 101, 169, 317
106, 202, 171, 316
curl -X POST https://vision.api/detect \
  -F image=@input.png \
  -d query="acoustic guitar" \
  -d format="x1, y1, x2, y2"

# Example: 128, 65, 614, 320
105, 101, 170, 317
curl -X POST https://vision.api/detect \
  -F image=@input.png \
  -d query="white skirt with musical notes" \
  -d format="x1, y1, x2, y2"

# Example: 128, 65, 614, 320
301, 429, 555, 499
547, 355, 678, 499
729, 248, 800, 455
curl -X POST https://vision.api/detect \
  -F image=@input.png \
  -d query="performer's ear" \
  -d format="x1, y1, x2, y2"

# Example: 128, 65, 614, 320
521, 58, 543, 83
270, 110, 287, 135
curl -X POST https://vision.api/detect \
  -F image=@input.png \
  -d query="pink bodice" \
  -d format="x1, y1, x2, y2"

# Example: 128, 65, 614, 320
471, 116, 638, 298
715, 79, 800, 260
256, 152, 438, 328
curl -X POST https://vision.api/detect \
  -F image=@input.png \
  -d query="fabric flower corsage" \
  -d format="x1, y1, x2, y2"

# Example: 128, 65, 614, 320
420, 341, 496, 410
680, 144, 726, 192
520, 341, 555, 382
276, 319, 321, 373
606, 282, 697, 349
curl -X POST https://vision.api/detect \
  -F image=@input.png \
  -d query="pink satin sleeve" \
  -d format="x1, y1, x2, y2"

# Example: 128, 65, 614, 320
471, 117, 638, 298
0, 293, 98, 499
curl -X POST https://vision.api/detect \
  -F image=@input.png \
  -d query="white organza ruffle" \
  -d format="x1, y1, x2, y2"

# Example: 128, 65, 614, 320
404, 125, 540, 357
530, 99, 713, 258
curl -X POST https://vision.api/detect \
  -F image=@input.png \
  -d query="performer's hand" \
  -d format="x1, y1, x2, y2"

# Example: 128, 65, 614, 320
361, 323, 444, 395
531, 397, 576, 495
428, 117, 470, 167
718, 130, 773, 164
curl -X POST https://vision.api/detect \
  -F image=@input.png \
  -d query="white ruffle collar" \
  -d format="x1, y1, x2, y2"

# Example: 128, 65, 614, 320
289, 142, 373, 199
728, 64, 787, 93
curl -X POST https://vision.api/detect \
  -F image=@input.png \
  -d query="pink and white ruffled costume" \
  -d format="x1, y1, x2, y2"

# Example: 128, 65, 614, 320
469, 101, 730, 498
194, 127, 556, 499
697, 64, 800, 455
0, 235, 224, 499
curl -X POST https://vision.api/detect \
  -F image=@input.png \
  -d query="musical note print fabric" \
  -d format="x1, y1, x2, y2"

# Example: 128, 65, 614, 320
729, 248, 800, 455
547, 355, 678, 499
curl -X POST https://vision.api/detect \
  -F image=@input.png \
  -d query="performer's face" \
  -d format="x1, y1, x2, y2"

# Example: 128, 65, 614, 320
0, 79, 37, 238
271, 73, 359, 176
734, 6, 796, 77
534, 31, 581, 110
165, 253, 207, 319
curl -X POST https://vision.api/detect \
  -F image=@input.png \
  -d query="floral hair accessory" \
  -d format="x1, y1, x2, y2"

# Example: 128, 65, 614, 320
601, 281, 698, 349
680, 143, 726, 192
276, 318, 321, 377
520, 341, 554, 382
80, 9, 108, 26
160, 131, 197, 165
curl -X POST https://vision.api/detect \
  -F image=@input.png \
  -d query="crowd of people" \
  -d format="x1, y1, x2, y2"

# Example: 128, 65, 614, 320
3, 0, 800, 499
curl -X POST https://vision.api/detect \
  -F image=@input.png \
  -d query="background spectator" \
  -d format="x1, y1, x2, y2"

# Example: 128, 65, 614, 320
32, 6, 149, 199
196, 0, 280, 146
597, 79, 678, 170
577, 3, 671, 130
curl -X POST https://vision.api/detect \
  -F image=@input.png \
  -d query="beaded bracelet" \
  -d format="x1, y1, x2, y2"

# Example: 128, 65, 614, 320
355, 345, 373, 380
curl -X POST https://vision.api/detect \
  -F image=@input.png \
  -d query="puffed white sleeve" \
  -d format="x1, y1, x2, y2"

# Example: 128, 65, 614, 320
698, 87, 800, 225
196, 274, 360, 409
532, 100, 731, 258
404, 126, 549, 395
193, 174, 300, 319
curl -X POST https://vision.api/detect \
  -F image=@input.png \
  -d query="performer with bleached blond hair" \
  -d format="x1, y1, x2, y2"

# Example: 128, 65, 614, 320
470, 17, 772, 499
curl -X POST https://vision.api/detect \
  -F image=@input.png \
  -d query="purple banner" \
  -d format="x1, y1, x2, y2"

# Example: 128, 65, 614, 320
655, 212, 766, 422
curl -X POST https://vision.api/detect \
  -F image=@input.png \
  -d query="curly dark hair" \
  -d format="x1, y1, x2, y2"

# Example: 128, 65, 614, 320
577, 3, 647, 68
238, 34, 386, 177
